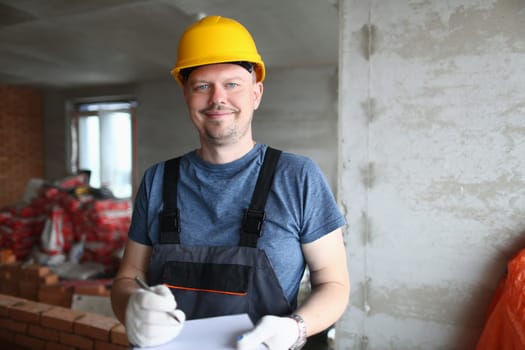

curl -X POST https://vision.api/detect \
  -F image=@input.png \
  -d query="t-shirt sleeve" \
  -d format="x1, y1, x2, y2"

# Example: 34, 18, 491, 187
127, 165, 160, 246
276, 153, 345, 244
299, 158, 346, 243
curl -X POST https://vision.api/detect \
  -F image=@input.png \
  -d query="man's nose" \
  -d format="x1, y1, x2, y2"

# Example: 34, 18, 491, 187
210, 85, 227, 104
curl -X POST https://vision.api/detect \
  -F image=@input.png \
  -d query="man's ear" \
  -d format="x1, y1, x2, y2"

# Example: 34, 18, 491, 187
253, 82, 264, 110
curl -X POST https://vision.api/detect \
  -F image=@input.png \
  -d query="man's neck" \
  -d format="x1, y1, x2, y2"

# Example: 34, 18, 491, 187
198, 139, 257, 164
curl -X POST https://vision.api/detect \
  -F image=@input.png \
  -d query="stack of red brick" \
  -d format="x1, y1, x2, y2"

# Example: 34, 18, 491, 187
0, 261, 129, 349
0, 262, 110, 308
0, 248, 16, 264
0, 293, 130, 350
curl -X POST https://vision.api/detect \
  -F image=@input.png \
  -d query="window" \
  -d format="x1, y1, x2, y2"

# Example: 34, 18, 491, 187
71, 101, 136, 198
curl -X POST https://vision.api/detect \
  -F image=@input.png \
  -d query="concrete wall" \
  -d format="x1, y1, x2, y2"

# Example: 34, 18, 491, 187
256, 66, 339, 191
43, 89, 70, 182
133, 79, 197, 177
337, 0, 525, 349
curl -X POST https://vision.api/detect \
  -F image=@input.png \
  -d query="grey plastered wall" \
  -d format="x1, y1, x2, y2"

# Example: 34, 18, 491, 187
255, 66, 339, 191
134, 79, 197, 176
337, 0, 525, 349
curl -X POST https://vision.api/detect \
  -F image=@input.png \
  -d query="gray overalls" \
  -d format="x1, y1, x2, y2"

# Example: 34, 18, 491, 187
147, 147, 293, 322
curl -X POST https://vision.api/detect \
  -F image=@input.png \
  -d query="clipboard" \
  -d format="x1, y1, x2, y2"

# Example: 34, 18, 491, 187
131, 313, 265, 350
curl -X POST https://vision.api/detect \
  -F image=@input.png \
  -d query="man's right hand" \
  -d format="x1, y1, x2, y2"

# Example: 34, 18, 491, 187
125, 284, 186, 347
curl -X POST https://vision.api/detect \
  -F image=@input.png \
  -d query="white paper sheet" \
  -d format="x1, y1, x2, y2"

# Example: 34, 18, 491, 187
132, 313, 266, 350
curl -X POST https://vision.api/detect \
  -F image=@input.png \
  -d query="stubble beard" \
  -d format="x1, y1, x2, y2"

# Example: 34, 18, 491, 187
205, 120, 236, 145
204, 116, 251, 146
204, 111, 251, 146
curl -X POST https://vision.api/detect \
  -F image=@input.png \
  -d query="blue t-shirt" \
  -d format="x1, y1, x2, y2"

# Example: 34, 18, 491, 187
128, 144, 345, 304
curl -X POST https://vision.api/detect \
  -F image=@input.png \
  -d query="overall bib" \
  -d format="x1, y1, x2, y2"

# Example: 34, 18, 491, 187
148, 147, 293, 322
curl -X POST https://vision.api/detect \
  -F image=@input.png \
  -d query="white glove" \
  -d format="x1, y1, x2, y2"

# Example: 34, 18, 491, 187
237, 315, 300, 350
125, 284, 186, 347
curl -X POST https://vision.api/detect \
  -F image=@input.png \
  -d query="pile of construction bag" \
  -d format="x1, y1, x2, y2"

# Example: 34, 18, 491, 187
0, 173, 131, 274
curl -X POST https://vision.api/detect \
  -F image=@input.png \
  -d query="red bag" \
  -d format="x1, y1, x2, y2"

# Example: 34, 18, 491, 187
476, 249, 525, 349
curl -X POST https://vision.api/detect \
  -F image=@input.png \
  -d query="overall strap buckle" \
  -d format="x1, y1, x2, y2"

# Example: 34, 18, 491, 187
239, 147, 281, 247
242, 209, 266, 236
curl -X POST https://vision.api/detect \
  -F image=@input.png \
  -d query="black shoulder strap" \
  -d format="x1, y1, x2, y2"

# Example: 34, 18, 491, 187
159, 157, 181, 244
239, 147, 282, 247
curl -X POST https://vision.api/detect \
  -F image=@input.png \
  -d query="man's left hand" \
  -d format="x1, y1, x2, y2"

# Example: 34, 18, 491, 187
237, 315, 300, 350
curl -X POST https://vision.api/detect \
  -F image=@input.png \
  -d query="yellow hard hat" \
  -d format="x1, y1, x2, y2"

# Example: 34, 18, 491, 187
171, 16, 265, 85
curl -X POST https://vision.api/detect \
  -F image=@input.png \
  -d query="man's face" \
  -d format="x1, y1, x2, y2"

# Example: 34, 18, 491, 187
183, 63, 263, 147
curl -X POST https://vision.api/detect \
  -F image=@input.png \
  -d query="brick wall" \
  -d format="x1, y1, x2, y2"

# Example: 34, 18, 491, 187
0, 293, 129, 350
0, 84, 44, 208
0, 262, 130, 350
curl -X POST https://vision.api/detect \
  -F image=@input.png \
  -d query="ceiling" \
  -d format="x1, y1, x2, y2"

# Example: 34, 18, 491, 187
0, 0, 339, 89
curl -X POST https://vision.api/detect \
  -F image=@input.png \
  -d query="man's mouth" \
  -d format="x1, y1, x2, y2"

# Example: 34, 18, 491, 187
202, 105, 239, 118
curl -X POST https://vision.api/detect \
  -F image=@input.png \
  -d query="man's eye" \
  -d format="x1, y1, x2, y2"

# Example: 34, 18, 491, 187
226, 82, 239, 89
194, 84, 209, 91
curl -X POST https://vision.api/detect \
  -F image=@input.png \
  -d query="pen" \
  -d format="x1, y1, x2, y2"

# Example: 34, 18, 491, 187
134, 276, 182, 323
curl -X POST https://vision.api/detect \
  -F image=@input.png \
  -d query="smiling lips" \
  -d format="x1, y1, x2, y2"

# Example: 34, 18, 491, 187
202, 105, 239, 118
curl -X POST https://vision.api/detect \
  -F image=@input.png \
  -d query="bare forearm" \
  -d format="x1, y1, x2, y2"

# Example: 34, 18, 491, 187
294, 281, 350, 336
111, 276, 140, 323
110, 240, 152, 323
298, 229, 350, 336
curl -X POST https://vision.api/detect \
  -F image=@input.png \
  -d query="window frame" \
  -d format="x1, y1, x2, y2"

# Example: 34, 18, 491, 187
70, 101, 137, 199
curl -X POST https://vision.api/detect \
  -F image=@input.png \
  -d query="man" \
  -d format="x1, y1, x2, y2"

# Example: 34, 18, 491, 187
111, 15, 350, 350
